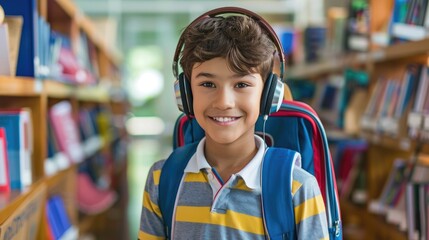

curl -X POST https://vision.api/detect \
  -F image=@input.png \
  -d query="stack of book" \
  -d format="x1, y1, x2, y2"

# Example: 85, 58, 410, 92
361, 64, 422, 135
390, 0, 429, 42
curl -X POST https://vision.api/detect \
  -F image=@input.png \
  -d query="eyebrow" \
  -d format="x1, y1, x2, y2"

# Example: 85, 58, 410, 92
194, 72, 216, 79
194, 72, 257, 80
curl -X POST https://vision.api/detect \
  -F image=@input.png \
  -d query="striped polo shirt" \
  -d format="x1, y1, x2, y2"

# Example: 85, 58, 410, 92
139, 136, 329, 239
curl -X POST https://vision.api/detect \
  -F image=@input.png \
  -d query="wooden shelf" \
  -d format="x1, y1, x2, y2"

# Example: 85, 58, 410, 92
0, 76, 41, 96
0, 190, 29, 224
43, 79, 74, 98
0, 0, 125, 238
54, 0, 77, 19
53, 0, 121, 65
0, 179, 45, 225
371, 38, 429, 63
287, 38, 429, 79
365, 212, 407, 240
76, 86, 110, 102
0, 77, 117, 103
340, 199, 407, 240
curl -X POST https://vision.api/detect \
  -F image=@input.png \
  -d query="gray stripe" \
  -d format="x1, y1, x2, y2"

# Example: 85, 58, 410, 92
296, 212, 329, 239
144, 160, 166, 204
292, 167, 321, 205
226, 188, 263, 217
178, 182, 213, 206
177, 181, 263, 217
140, 206, 165, 237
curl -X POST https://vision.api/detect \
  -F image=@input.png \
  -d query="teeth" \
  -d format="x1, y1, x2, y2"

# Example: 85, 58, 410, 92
213, 117, 236, 122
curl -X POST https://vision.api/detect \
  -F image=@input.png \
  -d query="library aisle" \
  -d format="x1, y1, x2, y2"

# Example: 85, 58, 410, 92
3, 0, 429, 239
127, 138, 170, 240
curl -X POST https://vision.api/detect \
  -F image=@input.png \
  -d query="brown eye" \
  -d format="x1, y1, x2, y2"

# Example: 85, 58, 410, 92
200, 82, 215, 88
236, 82, 250, 88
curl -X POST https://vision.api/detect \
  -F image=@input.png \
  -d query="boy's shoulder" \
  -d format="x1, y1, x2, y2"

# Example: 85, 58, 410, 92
149, 159, 167, 173
292, 165, 319, 193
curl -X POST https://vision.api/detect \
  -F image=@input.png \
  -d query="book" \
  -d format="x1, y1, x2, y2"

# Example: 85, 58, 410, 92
49, 101, 84, 164
77, 172, 117, 215
0, 127, 10, 192
368, 158, 408, 214
44, 205, 55, 240
46, 200, 61, 239
3, 16, 23, 76
0, 108, 33, 190
0, 23, 11, 75
0, 5, 4, 24
0, 0, 39, 77
50, 195, 72, 235
340, 69, 369, 131
345, 0, 370, 51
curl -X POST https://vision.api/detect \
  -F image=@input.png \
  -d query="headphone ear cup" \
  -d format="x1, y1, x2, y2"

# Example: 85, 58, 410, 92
260, 73, 284, 116
260, 73, 275, 116
177, 73, 194, 115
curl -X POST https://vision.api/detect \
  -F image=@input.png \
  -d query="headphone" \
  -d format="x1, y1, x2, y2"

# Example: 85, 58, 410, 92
173, 7, 285, 118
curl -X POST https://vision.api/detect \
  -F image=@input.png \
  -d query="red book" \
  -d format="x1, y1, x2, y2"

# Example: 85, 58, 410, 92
0, 127, 10, 192
77, 173, 117, 215
49, 101, 83, 164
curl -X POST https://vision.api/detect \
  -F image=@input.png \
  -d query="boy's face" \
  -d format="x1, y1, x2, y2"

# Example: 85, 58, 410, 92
190, 57, 264, 145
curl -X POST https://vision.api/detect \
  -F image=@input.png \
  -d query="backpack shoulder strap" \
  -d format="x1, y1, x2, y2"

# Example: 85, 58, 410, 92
158, 142, 199, 238
262, 147, 297, 239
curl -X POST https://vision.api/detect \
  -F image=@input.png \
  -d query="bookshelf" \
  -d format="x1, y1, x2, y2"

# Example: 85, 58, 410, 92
286, 0, 429, 239
0, 0, 128, 239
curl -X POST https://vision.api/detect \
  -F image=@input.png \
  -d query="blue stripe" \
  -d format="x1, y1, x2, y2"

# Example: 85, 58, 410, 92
211, 168, 224, 185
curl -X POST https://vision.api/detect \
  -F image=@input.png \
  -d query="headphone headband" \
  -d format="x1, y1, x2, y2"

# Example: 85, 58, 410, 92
172, 6, 286, 80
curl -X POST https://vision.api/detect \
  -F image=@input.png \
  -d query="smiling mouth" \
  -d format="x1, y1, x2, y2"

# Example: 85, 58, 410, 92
211, 117, 240, 123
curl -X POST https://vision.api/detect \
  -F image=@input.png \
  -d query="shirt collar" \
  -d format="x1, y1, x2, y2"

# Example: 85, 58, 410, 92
184, 135, 266, 190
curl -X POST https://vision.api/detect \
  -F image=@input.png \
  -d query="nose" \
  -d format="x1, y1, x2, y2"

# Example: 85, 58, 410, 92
212, 87, 235, 110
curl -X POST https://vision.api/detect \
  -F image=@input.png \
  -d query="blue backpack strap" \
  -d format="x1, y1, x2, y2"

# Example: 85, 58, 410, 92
262, 147, 297, 240
158, 142, 199, 239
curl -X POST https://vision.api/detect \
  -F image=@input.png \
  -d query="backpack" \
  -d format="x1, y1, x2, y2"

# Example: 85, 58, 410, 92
159, 100, 342, 239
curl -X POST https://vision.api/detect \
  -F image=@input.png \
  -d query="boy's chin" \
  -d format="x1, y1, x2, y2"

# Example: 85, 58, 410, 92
205, 132, 253, 146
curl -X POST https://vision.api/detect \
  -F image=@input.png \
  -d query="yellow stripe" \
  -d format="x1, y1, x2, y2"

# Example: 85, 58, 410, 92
184, 172, 207, 182
175, 206, 265, 235
138, 230, 164, 240
291, 180, 302, 195
143, 191, 162, 218
319, 236, 329, 240
294, 195, 325, 224
153, 170, 161, 185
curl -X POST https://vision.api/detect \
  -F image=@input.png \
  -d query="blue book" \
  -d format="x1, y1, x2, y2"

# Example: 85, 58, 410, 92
51, 195, 72, 235
0, 0, 39, 77
0, 109, 32, 190
46, 200, 62, 239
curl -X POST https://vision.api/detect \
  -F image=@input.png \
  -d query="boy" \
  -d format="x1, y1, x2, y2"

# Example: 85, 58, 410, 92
139, 7, 328, 239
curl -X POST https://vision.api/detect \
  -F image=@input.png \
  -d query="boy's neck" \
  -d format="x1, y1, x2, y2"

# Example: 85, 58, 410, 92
204, 133, 258, 182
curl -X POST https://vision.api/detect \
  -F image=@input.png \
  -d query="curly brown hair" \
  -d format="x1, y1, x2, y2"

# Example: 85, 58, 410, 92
179, 15, 276, 82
